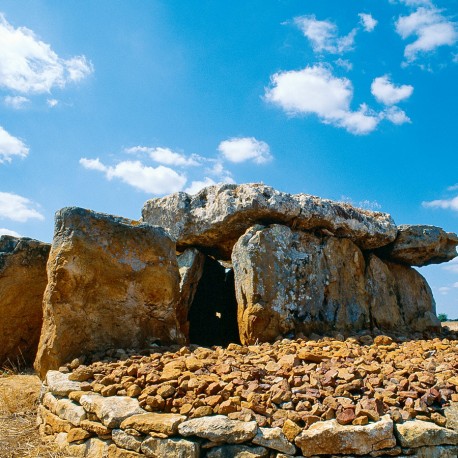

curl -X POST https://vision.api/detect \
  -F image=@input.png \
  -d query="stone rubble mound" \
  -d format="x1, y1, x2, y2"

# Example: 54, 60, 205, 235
38, 335, 458, 457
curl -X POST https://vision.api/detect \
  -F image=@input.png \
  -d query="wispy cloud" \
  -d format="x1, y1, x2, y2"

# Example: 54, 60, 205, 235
422, 195, 458, 211
125, 146, 202, 167
371, 75, 414, 105
4, 95, 29, 109
395, 6, 457, 63
359, 13, 378, 33
0, 192, 44, 222
0, 13, 93, 94
443, 258, 458, 273
0, 126, 29, 163
383, 106, 411, 125
265, 65, 379, 135
294, 15, 357, 54
218, 137, 272, 164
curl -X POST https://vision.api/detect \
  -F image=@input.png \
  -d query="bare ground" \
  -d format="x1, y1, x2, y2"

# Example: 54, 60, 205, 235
0, 372, 64, 458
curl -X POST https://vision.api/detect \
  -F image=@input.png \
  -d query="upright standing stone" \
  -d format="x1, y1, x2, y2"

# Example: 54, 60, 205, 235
0, 236, 50, 365
232, 225, 370, 344
34, 207, 184, 377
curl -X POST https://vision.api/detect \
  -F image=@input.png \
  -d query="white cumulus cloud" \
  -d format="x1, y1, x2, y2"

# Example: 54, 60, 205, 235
265, 65, 380, 135
125, 146, 201, 167
218, 137, 272, 164
371, 75, 414, 105
383, 106, 411, 125
395, 7, 458, 62
0, 192, 44, 222
0, 228, 20, 237
422, 195, 458, 211
359, 13, 378, 32
443, 258, 458, 273
4, 95, 29, 109
80, 158, 187, 195
0, 126, 29, 163
47, 98, 58, 107
0, 13, 93, 94
294, 15, 357, 54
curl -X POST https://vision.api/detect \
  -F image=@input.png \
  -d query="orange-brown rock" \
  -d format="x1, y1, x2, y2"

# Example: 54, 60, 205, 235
34, 207, 185, 377
0, 235, 50, 365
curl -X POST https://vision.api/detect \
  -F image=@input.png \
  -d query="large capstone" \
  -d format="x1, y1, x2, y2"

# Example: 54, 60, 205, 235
0, 235, 50, 365
377, 224, 458, 267
34, 207, 184, 377
142, 183, 397, 260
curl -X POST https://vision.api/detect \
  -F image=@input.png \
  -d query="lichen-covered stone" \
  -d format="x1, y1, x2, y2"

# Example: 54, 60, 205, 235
141, 436, 199, 458
232, 225, 371, 344
295, 415, 395, 456
252, 426, 296, 454
0, 235, 50, 365
178, 414, 258, 443
79, 394, 145, 428
34, 207, 185, 377
142, 183, 397, 260
206, 444, 269, 458
120, 412, 185, 435
45, 371, 82, 396
395, 419, 458, 447
112, 429, 143, 452
378, 224, 458, 267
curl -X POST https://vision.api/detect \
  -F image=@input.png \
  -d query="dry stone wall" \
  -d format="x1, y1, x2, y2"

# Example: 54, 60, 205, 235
37, 335, 458, 457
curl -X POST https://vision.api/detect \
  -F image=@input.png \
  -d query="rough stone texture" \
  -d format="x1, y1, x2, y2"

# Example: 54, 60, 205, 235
54, 398, 86, 426
178, 415, 258, 443
120, 412, 186, 435
142, 183, 397, 260
378, 224, 458, 267
177, 248, 205, 338
233, 225, 369, 344
206, 444, 269, 458
395, 419, 458, 447
141, 436, 199, 458
413, 445, 458, 458
0, 235, 50, 365
79, 394, 145, 428
295, 415, 396, 456
232, 224, 441, 343
386, 261, 441, 332
444, 402, 458, 432
45, 370, 82, 396
252, 426, 296, 454
34, 207, 184, 377
112, 429, 143, 453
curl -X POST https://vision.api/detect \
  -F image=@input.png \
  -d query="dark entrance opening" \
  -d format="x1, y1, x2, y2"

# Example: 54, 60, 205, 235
188, 256, 240, 347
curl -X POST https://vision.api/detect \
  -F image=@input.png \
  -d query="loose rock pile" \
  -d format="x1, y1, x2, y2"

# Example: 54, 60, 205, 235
39, 335, 458, 457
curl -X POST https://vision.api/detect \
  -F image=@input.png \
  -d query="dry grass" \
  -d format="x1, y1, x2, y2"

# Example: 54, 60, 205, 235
443, 321, 458, 331
0, 370, 65, 458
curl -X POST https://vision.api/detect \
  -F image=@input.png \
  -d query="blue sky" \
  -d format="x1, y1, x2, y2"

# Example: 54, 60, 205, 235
0, 0, 457, 317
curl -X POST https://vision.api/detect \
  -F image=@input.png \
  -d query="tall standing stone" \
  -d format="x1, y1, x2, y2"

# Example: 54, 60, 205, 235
232, 225, 370, 344
34, 208, 184, 377
0, 236, 50, 365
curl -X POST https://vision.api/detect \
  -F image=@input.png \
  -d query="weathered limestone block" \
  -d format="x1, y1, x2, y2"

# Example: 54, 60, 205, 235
79, 394, 145, 428
112, 429, 143, 452
232, 225, 371, 343
178, 415, 258, 443
444, 402, 458, 432
0, 235, 50, 365
295, 415, 396, 456
34, 207, 184, 377
45, 370, 82, 396
141, 436, 200, 458
142, 183, 397, 259
413, 445, 458, 458
252, 426, 296, 454
386, 261, 441, 332
120, 412, 186, 435
378, 224, 458, 267
177, 248, 205, 337
395, 420, 458, 447
108, 444, 143, 458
